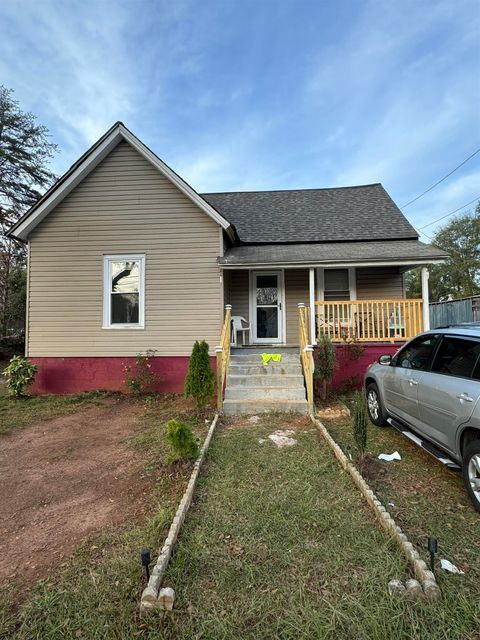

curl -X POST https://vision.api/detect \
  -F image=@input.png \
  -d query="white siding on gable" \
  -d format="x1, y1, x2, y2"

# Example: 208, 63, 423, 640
27, 141, 223, 357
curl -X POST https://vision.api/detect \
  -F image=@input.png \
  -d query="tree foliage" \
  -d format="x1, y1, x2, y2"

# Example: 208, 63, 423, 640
406, 205, 480, 301
0, 86, 57, 334
184, 340, 215, 410
165, 419, 199, 461
314, 333, 338, 401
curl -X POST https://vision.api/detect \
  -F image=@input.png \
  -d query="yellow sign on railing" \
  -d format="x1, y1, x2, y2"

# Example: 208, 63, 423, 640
314, 299, 423, 343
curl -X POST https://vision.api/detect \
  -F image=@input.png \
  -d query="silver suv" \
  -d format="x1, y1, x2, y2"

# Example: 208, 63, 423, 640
364, 325, 480, 512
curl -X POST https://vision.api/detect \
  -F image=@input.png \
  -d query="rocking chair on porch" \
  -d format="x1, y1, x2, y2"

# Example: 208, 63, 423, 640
231, 316, 251, 346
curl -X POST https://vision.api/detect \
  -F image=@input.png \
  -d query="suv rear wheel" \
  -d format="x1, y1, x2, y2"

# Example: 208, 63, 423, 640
366, 382, 388, 427
462, 440, 480, 513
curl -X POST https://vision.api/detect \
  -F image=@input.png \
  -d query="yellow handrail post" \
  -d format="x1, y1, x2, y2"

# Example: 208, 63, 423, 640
216, 305, 232, 412
298, 303, 314, 415
215, 346, 223, 411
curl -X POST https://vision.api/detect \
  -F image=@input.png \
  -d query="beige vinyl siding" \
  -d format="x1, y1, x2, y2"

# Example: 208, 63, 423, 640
356, 266, 404, 299
229, 270, 250, 320
27, 140, 222, 357
285, 269, 309, 343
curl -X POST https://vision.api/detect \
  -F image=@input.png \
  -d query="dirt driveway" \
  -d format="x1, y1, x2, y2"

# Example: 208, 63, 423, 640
0, 397, 152, 591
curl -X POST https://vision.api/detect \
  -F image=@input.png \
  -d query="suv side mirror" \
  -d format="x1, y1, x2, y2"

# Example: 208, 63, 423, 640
379, 354, 392, 365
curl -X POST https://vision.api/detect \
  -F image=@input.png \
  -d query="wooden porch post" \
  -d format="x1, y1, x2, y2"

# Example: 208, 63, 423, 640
309, 267, 316, 344
421, 266, 430, 331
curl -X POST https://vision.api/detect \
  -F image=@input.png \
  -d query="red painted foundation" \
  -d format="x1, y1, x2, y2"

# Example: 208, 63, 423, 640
30, 345, 401, 396
30, 356, 216, 395
314, 342, 403, 393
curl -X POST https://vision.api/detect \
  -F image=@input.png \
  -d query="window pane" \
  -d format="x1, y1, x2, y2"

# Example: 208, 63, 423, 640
397, 336, 437, 371
111, 261, 139, 293
111, 293, 139, 324
257, 307, 278, 338
256, 275, 278, 305
431, 337, 480, 378
325, 269, 349, 291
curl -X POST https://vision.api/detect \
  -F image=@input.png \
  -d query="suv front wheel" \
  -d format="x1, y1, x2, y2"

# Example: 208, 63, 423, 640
463, 440, 480, 513
366, 382, 388, 427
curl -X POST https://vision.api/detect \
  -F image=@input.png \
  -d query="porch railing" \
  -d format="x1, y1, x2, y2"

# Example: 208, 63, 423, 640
215, 305, 232, 410
314, 299, 423, 343
298, 303, 314, 414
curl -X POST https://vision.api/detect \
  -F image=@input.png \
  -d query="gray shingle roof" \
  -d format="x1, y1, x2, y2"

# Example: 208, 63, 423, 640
202, 183, 418, 243
218, 240, 448, 266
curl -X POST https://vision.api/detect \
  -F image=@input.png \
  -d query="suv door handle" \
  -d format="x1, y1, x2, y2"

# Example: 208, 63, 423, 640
409, 379, 418, 386
457, 393, 474, 403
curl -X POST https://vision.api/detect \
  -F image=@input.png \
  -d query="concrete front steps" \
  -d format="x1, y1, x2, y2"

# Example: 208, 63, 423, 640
223, 347, 309, 415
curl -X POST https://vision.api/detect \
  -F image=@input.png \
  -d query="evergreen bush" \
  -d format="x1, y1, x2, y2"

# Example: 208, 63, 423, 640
314, 333, 338, 401
184, 340, 215, 410
352, 390, 368, 459
165, 419, 199, 460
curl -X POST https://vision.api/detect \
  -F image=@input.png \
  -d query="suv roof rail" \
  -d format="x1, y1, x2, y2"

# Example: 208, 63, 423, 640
436, 322, 480, 329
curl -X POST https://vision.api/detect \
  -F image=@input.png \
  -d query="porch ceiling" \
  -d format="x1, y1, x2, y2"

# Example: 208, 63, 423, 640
218, 239, 448, 268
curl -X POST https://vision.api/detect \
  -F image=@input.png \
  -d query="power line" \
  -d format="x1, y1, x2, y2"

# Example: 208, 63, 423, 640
401, 146, 480, 209
418, 195, 480, 230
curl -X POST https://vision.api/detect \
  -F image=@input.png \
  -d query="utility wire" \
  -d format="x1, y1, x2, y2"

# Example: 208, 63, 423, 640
418, 195, 480, 230
401, 147, 480, 209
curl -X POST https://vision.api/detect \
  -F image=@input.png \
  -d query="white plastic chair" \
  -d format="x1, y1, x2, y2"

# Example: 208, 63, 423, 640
231, 316, 250, 346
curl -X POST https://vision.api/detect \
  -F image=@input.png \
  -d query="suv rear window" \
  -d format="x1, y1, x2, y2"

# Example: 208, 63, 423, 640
431, 336, 480, 379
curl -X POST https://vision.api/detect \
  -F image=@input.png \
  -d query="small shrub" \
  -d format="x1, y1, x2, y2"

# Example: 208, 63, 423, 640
122, 349, 160, 395
314, 334, 338, 401
166, 419, 199, 461
352, 390, 368, 459
3, 355, 38, 397
184, 340, 215, 410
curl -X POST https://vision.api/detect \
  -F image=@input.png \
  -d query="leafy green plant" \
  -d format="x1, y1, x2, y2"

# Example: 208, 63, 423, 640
314, 333, 338, 401
122, 349, 160, 395
352, 390, 368, 459
184, 340, 215, 410
165, 419, 199, 461
3, 355, 38, 397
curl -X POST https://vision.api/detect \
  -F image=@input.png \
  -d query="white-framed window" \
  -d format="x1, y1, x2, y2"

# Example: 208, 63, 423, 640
317, 267, 356, 301
102, 255, 145, 329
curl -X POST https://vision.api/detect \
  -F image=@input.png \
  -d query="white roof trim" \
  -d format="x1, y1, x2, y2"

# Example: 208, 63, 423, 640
11, 123, 233, 241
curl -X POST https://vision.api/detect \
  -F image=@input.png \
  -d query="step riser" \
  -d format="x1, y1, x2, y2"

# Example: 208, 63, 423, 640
227, 375, 304, 387
225, 387, 306, 401
223, 400, 309, 416
228, 365, 303, 376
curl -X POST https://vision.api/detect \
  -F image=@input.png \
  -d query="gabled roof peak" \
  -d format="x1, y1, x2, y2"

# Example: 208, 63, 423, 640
9, 122, 233, 241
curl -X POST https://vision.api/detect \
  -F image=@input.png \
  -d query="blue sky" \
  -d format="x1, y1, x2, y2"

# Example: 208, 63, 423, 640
0, 0, 479, 240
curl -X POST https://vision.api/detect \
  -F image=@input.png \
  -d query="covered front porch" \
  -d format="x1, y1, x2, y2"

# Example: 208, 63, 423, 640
222, 264, 430, 347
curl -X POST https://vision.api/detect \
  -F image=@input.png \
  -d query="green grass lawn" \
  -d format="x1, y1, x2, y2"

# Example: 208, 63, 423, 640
156, 413, 475, 640
2, 405, 478, 639
321, 403, 480, 639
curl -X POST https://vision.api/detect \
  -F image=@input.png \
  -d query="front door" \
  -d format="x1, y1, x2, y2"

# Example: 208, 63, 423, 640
251, 270, 284, 344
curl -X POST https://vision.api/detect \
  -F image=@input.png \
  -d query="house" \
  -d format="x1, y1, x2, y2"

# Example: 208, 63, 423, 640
9, 122, 448, 413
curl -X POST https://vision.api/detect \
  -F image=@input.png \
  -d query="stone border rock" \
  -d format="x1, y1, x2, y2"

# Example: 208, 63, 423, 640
140, 413, 219, 613
312, 416, 440, 600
